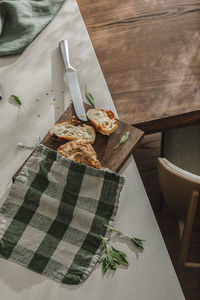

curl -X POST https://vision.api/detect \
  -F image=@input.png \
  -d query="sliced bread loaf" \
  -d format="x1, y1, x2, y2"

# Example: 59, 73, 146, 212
57, 139, 101, 169
86, 108, 118, 135
50, 121, 96, 144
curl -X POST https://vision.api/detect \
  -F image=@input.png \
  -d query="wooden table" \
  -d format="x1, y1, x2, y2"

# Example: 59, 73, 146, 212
77, 0, 200, 133
0, 1, 185, 299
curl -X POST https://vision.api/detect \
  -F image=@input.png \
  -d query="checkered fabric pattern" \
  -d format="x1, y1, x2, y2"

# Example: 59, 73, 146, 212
0, 144, 125, 284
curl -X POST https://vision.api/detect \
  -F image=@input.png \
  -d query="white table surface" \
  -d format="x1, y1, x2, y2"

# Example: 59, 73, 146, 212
0, 1, 185, 299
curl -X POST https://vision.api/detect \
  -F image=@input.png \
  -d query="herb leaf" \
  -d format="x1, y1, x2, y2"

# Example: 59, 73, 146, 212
0, 86, 2, 101
102, 257, 109, 273
85, 85, 95, 107
114, 131, 129, 150
111, 246, 128, 266
99, 235, 129, 273
130, 238, 144, 250
105, 224, 145, 251
10, 94, 22, 105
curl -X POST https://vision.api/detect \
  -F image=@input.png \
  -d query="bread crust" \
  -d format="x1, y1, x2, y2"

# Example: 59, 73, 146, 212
50, 121, 96, 144
57, 139, 101, 169
86, 109, 118, 136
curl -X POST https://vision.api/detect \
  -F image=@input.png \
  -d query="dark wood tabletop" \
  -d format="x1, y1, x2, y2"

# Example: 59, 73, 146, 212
77, 0, 200, 133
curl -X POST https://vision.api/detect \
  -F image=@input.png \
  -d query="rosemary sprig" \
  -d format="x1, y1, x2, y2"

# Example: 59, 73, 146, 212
85, 85, 95, 107
105, 224, 144, 250
99, 234, 128, 273
10, 94, 22, 106
114, 131, 129, 150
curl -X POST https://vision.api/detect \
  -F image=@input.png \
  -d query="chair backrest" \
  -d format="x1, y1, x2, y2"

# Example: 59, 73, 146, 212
162, 124, 200, 176
158, 158, 200, 219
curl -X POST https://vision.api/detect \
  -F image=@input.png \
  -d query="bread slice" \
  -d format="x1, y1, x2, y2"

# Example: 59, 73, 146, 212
57, 139, 101, 169
86, 108, 118, 135
50, 121, 96, 144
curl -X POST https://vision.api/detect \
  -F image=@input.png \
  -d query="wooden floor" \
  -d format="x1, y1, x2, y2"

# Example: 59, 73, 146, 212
133, 133, 200, 300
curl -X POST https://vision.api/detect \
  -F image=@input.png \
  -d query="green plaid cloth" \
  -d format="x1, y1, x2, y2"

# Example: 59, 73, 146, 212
0, 0, 65, 56
0, 145, 124, 284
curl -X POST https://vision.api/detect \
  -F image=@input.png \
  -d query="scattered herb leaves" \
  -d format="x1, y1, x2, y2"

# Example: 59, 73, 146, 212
105, 224, 144, 250
99, 235, 128, 273
114, 131, 129, 150
0, 86, 2, 101
10, 94, 22, 106
85, 85, 95, 107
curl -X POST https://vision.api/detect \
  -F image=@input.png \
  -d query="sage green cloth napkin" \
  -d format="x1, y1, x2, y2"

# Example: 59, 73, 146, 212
0, 144, 125, 284
0, 0, 65, 56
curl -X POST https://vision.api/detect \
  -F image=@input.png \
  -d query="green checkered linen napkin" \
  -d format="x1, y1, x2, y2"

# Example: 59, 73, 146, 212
0, 144, 125, 284
0, 0, 65, 56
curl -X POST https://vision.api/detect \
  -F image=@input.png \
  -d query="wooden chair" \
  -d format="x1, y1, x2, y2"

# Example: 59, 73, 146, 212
157, 157, 200, 282
161, 124, 200, 176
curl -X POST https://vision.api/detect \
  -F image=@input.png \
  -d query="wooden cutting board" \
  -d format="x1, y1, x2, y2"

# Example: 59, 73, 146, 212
13, 103, 143, 179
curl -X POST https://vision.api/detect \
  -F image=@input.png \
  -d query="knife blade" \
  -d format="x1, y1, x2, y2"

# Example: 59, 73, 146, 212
59, 40, 87, 121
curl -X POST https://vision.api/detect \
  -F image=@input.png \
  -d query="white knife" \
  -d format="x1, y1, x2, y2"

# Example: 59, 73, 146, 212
59, 40, 87, 121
